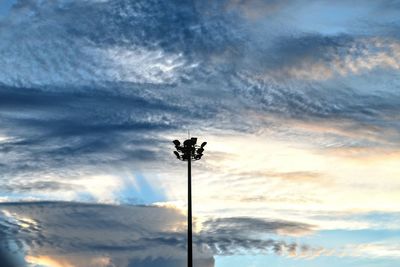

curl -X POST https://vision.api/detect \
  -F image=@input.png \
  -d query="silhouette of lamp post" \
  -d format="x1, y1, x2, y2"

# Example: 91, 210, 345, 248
173, 137, 207, 267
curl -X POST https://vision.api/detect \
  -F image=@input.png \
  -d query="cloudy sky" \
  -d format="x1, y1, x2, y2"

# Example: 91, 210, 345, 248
1, 0, 400, 266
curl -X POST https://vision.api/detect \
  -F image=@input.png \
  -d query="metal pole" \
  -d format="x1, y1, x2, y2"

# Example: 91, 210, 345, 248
188, 152, 193, 267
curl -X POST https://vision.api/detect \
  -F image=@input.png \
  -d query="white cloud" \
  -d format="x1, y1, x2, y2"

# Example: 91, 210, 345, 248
0, 135, 11, 143
92, 46, 190, 84
69, 174, 123, 203
344, 241, 400, 259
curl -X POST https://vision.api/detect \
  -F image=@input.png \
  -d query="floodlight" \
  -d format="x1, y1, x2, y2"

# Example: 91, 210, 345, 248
173, 140, 181, 146
190, 137, 197, 145
184, 139, 192, 147
173, 151, 180, 159
174, 138, 206, 161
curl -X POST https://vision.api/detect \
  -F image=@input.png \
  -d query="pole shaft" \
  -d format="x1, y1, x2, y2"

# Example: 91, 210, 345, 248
188, 153, 193, 267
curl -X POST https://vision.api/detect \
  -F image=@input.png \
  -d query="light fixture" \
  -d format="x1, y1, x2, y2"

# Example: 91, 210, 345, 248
173, 151, 181, 159
173, 140, 181, 146
172, 137, 207, 267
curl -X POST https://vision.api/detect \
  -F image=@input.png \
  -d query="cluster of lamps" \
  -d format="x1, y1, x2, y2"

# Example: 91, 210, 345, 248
173, 138, 207, 161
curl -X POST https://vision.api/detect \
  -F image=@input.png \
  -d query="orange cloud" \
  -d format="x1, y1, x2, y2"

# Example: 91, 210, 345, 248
25, 255, 74, 267
25, 255, 113, 267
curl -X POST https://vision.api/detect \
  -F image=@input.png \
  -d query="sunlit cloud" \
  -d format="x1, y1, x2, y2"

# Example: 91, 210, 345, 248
0, 135, 11, 143
273, 38, 400, 81
154, 131, 400, 232
26, 255, 74, 267
1, 209, 38, 230
25, 255, 113, 267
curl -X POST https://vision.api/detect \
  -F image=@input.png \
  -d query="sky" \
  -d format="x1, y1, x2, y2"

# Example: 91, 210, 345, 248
0, 0, 400, 266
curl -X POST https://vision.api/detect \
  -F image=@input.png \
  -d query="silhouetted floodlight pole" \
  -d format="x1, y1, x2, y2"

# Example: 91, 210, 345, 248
173, 137, 207, 267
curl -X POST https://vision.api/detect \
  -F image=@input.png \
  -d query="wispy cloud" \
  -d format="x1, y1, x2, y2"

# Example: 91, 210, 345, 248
201, 217, 314, 237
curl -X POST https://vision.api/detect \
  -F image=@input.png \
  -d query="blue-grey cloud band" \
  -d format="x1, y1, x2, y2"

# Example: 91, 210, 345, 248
0, 201, 318, 266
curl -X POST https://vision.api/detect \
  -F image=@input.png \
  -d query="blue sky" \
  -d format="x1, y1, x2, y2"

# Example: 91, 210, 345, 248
1, 0, 400, 266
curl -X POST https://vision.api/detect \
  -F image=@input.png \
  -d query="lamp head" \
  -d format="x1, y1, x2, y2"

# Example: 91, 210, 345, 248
173, 151, 181, 159
173, 140, 180, 146
183, 139, 193, 147
190, 137, 197, 145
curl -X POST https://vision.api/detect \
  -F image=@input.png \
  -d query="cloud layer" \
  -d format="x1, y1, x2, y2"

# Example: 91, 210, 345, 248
0, 201, 319, 266
1, 0, 400, 202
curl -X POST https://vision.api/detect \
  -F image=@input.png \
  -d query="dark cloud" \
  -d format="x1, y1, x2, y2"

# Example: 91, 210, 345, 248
0, 249, 21, 267
1, 181, 81, 193
0, 202, 191, 266
0, 83, 207, 184
201, 217, 313, 238
0, 201, 321, 266
196, 217, 323, 257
